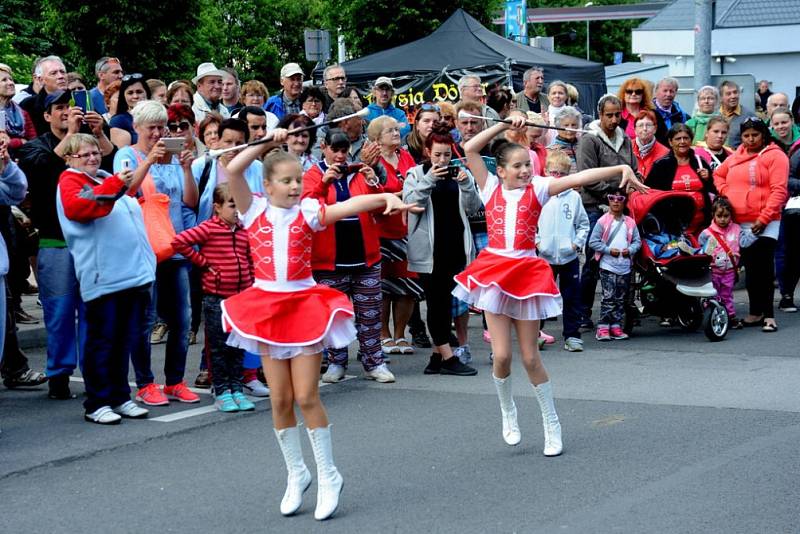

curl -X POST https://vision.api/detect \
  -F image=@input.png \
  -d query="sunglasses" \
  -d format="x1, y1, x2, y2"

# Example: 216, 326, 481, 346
167, 121, 192, 132
607, 194, 626, 202
418, 103, 440, 115
122, 73, 143, 82
625, 88, 644, 96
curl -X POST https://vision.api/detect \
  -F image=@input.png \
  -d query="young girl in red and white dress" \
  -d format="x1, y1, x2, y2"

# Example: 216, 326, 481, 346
456, 116, 647, 455
221, 135, 420, 521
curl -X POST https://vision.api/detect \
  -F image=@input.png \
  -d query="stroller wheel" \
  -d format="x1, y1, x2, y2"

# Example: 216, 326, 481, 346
676, 299, 703, 331
703, 301, 729, 342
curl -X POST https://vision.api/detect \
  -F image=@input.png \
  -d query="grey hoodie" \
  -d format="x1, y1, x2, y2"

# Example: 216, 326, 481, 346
402, 165, 482, 274
575, 120, 639, 210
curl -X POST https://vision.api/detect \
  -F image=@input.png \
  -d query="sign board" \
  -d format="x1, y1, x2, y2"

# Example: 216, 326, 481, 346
304, 30, 331, 62
504, 0, 528, 43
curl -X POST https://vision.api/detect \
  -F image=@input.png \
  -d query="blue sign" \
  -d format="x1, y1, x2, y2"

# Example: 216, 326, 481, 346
505, 0, 528, 43
613, 51, 624, 65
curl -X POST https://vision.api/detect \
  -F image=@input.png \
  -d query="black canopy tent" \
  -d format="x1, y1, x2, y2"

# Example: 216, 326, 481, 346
314, 9, 606, 118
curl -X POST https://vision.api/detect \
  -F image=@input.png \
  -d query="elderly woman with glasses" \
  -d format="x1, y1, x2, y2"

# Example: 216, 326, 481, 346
686, 86, 721, 144
56, 133, 155, 424
714, 117, 789, 332
0, 64, 36, 154
240, 80, 269, 108
631, 110, 670, 178
299, 85, 326, 126
113, 100, 200, 406
110, 73, 151, 147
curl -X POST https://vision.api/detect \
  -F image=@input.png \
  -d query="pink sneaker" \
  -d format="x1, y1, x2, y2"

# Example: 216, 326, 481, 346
595, 326, 611, 341
539, 330, 556, 345
610, 325, 629, 340
135, 383, 169, 406
483, 330, 491, 343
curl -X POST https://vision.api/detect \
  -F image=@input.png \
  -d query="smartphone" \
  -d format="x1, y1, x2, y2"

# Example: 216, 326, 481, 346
447, 165, 461, 179
160, 137, 186, 153
72, 89, 90, 112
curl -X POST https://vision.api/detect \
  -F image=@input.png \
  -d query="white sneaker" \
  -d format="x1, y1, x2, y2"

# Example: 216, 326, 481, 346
563, 337, 584, 352
112, 400, 149, 419
243, 379, 270, 397
84, 406, 122, 425
363, 363, 395, 383
322, 364, 346, 383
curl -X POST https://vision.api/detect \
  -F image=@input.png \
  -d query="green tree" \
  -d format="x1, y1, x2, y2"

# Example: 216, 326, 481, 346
0, 0, 54, 82
41, 0, 213, 84
319, 0, 503, 59
529, 0, 642, 64
201, 0, 324, 91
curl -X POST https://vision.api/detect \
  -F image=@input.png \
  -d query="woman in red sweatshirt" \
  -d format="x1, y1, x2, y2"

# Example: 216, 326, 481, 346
172, 183, 256, 411
714, 117, 789, 332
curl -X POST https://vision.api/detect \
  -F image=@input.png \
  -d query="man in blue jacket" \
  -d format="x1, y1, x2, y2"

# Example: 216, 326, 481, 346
652, 77, 690, 144
365, 77, 410, 138
264, 63, 304, 120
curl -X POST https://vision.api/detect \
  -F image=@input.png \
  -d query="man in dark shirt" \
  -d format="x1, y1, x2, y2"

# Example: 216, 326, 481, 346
19, 56, 69, 136
17, 90, 114, 399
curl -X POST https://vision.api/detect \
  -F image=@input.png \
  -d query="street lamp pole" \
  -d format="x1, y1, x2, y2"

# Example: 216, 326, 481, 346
585, 2, 593, 61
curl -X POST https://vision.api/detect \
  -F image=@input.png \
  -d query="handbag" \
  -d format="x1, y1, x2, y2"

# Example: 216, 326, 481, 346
784, 195, 800, 214
133, 152, 176, 263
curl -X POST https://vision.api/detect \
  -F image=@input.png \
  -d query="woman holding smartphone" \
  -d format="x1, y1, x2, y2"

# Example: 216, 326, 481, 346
403, 122, 481, 376
113, 100, 199, 407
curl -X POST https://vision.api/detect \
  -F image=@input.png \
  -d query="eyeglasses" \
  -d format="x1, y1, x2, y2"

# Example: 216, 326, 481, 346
636, 122, 655, 130
70, 150, 101, 160
625, 89, 644, 96
167, 121, 192, 132
326, 76, 346, 82
419, 103, 440, 113
607, 194, 626, 202
122, 73, 143, 82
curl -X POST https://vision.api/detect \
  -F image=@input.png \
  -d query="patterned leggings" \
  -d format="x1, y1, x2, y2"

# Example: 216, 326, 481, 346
314, 264, 384, 371
598, 269, 630, 327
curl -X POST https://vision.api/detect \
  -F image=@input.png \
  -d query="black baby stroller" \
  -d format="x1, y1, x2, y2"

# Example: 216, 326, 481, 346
624, 190, 729, 341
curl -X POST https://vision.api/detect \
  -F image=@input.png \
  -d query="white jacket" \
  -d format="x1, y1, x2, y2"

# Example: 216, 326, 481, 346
536, 189, 589, 265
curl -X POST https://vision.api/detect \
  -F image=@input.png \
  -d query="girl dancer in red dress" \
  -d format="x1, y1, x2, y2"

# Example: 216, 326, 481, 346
221, 136, 420, 520
456, 116, 647, 455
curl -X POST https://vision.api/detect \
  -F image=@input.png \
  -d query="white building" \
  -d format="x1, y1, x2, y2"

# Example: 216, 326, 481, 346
632, 0, 800, 98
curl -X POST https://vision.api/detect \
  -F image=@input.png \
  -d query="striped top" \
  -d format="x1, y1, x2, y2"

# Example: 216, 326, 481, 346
171, 215, 254, 297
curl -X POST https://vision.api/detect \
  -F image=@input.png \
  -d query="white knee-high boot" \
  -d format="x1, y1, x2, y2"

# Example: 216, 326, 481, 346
306, 425, 344, 521
274, 426, 313, 516
532, 381, 563, 456
492, 374, 521, 445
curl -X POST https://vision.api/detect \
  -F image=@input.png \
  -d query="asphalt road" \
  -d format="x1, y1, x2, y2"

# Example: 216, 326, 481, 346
1, 292, 799, 534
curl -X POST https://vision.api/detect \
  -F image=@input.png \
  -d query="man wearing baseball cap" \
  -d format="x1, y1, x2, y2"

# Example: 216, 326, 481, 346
365, 76, 410, 138
191, 62, 230, 122
264, 62, 304, 120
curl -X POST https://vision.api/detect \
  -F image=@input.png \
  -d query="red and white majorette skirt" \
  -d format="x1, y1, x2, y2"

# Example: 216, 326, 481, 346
452, 250, 562, 321
221, 284, 356, 359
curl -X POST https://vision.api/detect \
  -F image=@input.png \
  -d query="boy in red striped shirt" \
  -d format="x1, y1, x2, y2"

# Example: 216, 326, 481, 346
172, 183, 256, 412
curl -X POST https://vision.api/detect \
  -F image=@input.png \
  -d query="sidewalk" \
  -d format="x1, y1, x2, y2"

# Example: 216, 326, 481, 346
15, 293, 48, 350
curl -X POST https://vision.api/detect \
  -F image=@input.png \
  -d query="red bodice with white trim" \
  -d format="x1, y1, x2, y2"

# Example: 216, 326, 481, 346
485, 184, 542, 251
248, 209, 313, 282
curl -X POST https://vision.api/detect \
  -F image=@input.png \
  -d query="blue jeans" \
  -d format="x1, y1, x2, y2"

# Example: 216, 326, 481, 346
83, 284, 151, 413
550, 258, 582, 339
37, 247, 87, 377
580, 209, 602, 323
130, 259, 190, 387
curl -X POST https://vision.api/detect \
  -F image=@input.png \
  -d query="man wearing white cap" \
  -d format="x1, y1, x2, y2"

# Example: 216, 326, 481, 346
365, 76, 410, 138
265, 62, 304, 120
191, 62, 230, 122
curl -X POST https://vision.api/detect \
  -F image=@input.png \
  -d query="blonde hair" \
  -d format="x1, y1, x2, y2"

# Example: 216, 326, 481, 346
262, 150, 301, 182
367, 115, 397, 142
62, 134, 99, 159
131, 100, 167, 126
525, 111, 545, 125
546, 149, 571, 172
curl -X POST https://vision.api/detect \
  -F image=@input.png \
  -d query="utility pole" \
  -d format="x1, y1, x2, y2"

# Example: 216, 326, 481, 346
694, 0, 713, 90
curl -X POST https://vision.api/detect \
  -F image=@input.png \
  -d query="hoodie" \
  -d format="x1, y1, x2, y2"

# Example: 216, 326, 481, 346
713, 143, 789, 226
576, 120, 639, 210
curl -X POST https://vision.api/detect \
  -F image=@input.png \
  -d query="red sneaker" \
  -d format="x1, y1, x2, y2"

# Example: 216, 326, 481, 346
163, 381, 200, 403
610, 325, 629, 340
135, 383, 169, 406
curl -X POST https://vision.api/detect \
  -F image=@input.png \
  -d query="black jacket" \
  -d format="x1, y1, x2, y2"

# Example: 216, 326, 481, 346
647, 148, 716, 227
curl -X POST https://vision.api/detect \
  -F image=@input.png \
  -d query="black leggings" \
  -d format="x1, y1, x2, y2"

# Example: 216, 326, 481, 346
741, 236, 777, 318
419, 263, 463, 348
780, 214, 800, 297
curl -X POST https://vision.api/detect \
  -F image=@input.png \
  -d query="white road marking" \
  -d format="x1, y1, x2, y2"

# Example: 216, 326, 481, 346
70, 375, 358, 423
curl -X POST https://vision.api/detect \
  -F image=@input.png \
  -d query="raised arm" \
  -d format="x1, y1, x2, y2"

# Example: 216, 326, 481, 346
320, 192, 422, 226
463, 115, 526, 190
226, 130, 288, 214
548, 165, 648, 198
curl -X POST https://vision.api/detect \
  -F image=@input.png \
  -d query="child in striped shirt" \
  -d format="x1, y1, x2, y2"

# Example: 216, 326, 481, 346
172, 183, 256, 412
